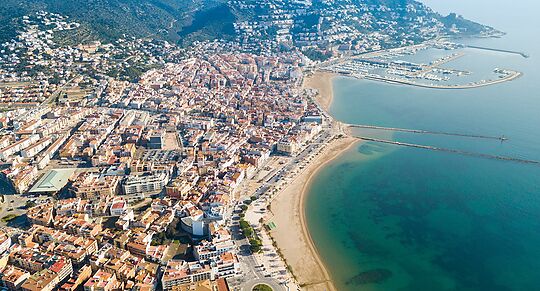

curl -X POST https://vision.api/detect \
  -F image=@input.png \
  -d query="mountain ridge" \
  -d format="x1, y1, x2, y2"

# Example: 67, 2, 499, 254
0, 0, 499, 48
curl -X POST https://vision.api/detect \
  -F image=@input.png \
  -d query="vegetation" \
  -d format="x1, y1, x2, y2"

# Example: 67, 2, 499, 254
1, 214, 19, 222
0, 0, 496, 47
25, 200, 37, 209
177, 3, 237, 45
151, 231, 168, 246
239, 218, 263, 253
440, 13, 497, 36
0, 0, 224, 45
252, 284, 273, 291
302, 48, 332, 62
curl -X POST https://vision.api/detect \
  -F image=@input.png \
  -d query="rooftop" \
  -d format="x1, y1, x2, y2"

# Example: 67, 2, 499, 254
29, 168, 77, 193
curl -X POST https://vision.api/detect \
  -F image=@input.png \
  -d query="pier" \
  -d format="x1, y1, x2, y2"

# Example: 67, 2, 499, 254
412, 52, 465, 76
466, 45, 530, 58
356, 136, 540, 166
363, 70, 522, 89
348, 124, 507, 141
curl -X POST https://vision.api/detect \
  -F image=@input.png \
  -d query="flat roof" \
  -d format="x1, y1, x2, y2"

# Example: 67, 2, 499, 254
29, 168, 77, 193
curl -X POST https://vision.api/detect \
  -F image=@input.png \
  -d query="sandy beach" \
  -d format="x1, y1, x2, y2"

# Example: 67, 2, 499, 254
303, 71, 338, 112
268, 135, 358, 291
265, 69, 356, 290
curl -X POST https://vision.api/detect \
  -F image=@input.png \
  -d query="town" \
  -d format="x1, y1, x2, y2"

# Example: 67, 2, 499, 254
0, 4, 505, 291
0, 11, 337, 291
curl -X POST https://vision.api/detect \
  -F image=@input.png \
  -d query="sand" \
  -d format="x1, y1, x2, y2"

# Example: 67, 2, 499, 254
303, 71, 338, 112
268, 136, 358, 291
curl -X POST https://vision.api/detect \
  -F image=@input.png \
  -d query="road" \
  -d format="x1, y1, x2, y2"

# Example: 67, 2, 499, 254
226, 123, 338, 291
228, 221, 286, 291
0, 194, 34, 227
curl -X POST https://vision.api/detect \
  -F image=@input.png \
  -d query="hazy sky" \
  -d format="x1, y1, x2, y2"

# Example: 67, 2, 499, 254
421, 0, 508, 22
421, 0, 536, 34
420, 0, 533, 20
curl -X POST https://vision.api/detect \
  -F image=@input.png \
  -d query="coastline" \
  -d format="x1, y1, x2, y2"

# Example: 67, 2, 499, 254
302, 71, 337, 111
267, 70, 356, 290
268, 135, 358, 291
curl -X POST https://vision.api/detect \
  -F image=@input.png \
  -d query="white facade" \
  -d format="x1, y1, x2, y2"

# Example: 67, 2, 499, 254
21, 137, 52, 158
0, 231, 11, 254
123, 171, 169, 196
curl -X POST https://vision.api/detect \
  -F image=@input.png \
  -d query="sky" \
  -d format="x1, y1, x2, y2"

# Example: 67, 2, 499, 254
421, 0, 536, 34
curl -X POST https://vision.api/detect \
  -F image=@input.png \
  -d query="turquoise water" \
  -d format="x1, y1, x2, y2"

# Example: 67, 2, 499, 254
305, 1, 540, 290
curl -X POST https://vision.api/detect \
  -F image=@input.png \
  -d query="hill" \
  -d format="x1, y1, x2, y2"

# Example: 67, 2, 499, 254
0, 0, 498, 48
0, 0, 227, 44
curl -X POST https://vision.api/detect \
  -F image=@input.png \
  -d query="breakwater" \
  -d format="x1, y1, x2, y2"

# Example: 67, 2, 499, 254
348, 124, 507, 141
363, 70, 522, 90
466, 45, 530, 58
356, 136, 540, 165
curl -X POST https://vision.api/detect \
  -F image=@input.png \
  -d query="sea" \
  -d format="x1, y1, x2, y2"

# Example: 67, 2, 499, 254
305, 1, 540, 290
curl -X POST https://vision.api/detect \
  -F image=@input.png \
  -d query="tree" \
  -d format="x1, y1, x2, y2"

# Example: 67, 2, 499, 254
253, 283, 273, 291
25, 200, 37, 209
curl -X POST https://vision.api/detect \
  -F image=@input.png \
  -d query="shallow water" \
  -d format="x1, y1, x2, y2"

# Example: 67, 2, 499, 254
306, 1, 540, 290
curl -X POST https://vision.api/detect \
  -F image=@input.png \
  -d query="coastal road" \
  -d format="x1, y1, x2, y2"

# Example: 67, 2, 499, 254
228, 125, 336, 291
235, 127, 335, 290
229, 225, 286, 291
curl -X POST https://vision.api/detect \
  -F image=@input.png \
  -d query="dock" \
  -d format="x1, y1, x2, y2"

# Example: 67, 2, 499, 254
348, 124, 507, 141
356, 136, 540, 166
411, 52, 465, 76
363, 70, 522, 90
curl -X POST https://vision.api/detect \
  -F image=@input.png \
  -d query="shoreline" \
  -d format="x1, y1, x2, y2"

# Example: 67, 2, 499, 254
266, 35, 523, 291
299, 136, 360, 289
268, 135, 359, 291
302, 71, 337, 112
268, 70, 356, 290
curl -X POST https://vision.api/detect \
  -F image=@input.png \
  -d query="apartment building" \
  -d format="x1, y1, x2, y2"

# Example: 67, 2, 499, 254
122, 171, 169, 197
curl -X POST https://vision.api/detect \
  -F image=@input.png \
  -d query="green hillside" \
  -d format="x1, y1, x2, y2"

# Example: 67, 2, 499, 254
0, 0, 497, 47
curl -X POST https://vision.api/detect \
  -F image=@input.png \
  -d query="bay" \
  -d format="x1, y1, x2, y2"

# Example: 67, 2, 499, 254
305, 1, 540, 290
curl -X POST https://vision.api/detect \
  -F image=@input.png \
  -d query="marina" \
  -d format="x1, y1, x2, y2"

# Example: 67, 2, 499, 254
319, 40, 524, 90
362, 70, 522, 90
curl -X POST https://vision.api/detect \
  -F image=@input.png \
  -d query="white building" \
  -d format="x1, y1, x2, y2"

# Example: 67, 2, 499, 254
0, 230, 11, 254
0, 134, 39, 159
194, 240, 235, 261
20, 137, 52, 158
162, 260, 214, 290
122, 171, 169, 197
109, 198, 128, 216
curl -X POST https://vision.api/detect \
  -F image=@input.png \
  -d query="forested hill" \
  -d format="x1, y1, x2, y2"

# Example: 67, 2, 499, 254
0, 0, 498, 47
0, 0, 231, 44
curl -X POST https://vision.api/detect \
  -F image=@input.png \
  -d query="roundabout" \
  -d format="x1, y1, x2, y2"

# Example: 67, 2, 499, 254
242, 278, 284, 291
252, 283, 273, 291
